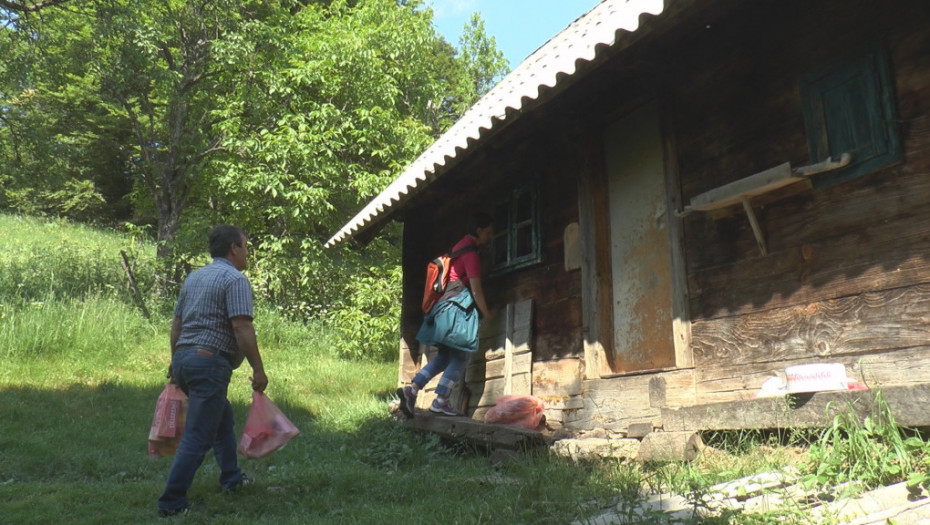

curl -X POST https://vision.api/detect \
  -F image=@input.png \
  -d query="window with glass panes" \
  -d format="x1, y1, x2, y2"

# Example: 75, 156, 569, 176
490, 185, 541, 272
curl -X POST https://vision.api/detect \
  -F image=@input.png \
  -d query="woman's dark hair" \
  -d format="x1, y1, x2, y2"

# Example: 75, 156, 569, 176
467, 211, 493, 236
209, 225, 246, 258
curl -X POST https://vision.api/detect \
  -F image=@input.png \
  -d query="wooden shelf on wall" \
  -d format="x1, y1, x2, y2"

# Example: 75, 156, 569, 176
680, 153, 851, 255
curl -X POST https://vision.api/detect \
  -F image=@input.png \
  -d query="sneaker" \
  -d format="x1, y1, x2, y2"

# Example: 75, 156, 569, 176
223, 475, 253, 493
429, 397, 463, 417
157, 504, 190, 518
396, 386, 417, 418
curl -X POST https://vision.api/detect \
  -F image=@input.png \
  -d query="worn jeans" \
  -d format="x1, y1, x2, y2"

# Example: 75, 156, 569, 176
157, 348, 244, 512
412, 345, 469, 397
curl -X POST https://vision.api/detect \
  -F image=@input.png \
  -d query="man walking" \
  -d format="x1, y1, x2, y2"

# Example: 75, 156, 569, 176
157, 225, 268, 517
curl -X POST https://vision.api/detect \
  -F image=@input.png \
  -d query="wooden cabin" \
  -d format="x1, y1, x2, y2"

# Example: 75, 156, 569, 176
328, 0, 930, 436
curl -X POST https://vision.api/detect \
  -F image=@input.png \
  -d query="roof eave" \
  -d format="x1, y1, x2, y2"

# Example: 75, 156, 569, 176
326, 0, 666, 248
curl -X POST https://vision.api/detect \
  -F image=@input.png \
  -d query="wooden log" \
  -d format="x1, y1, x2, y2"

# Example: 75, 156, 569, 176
404, 414, 548, 450
637, 431, 704, 463
691, 284, 930, 370
661, 383, 930, 431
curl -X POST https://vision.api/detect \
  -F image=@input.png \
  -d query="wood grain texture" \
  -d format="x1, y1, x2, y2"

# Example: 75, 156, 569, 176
662, 384, 930, 431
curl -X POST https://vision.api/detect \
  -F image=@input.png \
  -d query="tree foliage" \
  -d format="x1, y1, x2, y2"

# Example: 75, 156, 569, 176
458, 13, 509, 98
0, 0, 510, 359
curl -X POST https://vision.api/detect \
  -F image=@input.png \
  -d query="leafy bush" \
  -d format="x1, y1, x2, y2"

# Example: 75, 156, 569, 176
325, 264, 401, 361
43, 179, 107, 223
3, 179, 107, 224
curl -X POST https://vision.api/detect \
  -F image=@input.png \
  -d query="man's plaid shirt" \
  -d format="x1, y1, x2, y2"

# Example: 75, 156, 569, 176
174, 257, 253, 361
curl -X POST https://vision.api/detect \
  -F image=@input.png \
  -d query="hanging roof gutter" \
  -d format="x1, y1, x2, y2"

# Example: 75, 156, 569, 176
326, 0, 665, 248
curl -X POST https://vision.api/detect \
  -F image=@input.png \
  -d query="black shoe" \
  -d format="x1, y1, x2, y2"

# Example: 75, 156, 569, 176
223, 475, 253, 493
396, 386, 417, 419
157, 504, 190, 518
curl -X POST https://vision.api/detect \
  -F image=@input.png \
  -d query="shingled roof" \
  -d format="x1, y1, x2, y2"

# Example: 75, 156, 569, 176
326, 0, 665, 247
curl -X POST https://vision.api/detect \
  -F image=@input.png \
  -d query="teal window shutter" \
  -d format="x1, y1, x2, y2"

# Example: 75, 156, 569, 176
800, 46, 901, 188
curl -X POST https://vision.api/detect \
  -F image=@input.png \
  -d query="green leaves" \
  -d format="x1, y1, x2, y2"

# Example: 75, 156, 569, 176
1, 0, 510, 359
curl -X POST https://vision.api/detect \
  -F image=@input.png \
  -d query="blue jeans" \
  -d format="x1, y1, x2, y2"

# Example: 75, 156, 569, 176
157, 348, 244, 512
412, 345, 469, 397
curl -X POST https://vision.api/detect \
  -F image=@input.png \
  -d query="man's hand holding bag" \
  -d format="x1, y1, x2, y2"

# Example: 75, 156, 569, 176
148, 383, 188, 459
238, 391, 300, 459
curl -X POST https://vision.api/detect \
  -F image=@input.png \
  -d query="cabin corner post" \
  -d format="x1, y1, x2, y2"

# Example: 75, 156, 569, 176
578, 134, 614, 379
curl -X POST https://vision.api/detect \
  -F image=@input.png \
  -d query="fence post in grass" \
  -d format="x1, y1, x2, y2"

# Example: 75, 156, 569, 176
120, 249, 150, 319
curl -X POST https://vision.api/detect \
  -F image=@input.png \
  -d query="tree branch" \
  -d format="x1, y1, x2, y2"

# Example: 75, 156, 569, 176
0, 0, 70, 13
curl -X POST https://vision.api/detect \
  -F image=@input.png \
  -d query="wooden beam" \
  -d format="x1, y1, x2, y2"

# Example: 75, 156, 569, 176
741, 196, 768, 256
661, 384, 930, 431
685, 162, 795, 213
578, 131, 614, 379
403, 414, 549, 450
659, 96, 694, 369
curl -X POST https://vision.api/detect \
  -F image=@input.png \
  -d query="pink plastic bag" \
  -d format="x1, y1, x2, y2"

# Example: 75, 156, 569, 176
238, 391, 300, 459
148, 383, 188, 459
483, 395, 545, 430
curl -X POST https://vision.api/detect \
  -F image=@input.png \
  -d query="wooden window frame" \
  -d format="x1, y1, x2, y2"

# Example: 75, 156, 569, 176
799, 45, 902, 188
489, 184, 542, 275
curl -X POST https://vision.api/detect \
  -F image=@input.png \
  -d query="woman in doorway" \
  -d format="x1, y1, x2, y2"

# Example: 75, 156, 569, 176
398, 212, 494, 416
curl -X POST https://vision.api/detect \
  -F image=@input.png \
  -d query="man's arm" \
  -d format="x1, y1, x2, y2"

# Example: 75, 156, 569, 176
167, 315, 183, 381
170, 316, 182, 354
231, 316, 268, 392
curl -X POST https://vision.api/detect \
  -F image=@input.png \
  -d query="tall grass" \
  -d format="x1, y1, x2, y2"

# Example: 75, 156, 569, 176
0, 214, 157, 306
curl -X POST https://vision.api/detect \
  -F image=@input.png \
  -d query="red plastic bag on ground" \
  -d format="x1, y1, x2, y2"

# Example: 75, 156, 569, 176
148, 383, 188, 459
238, 391, 300, 459
484, 395, 545, 430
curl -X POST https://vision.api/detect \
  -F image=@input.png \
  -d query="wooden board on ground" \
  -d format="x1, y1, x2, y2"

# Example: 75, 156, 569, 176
404, 413, 549, 450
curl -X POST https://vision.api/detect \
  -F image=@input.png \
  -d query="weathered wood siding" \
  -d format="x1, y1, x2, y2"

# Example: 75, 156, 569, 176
672, 1, 930, 404
397, 0, 930, 433
398, 128, 586, 420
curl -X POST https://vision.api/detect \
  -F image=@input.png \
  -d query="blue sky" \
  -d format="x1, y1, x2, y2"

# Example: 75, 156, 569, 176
428, 0, 603, 68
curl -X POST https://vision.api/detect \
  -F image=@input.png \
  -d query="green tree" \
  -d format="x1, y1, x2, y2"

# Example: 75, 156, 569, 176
0, 0, 510, 359
0, 3, 128, 221
0, 0, 68, 12
458, 13, 509, 99
211, 0, 455, 353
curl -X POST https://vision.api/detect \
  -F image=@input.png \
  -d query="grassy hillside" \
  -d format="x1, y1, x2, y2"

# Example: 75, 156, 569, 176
4, 214, 927, 524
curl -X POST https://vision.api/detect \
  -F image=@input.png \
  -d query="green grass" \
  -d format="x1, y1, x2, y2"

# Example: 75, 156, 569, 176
0, 214, 628, 524
3, 213, 929, 524
0, 297, 621, 524
0, 214, 158, 306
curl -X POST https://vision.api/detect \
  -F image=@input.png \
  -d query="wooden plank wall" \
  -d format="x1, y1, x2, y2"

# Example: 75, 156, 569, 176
399, 0, 930, 432
463, 299, 533, 418
670, 0, 930, 404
